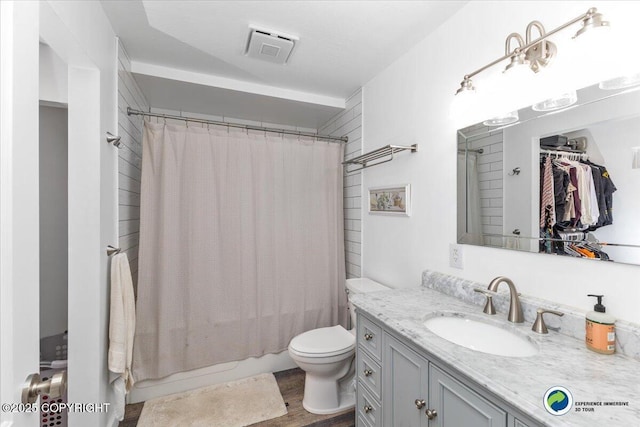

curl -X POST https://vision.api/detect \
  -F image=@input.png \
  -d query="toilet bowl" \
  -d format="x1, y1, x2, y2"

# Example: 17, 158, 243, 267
289, 325, 356, 414
288, 278, 389, 414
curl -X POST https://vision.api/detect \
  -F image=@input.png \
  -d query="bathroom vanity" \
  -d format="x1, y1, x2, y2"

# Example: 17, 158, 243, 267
355, 313, 538, 427
351, 272, 640, 427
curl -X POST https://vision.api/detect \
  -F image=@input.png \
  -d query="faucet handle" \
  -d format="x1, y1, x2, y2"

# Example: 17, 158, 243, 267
473, 288, 497, 315
532, 308, 564, 334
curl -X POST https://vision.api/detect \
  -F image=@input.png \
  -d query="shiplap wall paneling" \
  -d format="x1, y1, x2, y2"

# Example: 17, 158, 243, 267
319, 89, 363, 278
117, 40, 148, 289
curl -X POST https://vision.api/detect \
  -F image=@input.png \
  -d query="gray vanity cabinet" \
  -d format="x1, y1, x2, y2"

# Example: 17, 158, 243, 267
382, 332, 506, 427
356, 312, 531, 427
356, 314, 384, 427
429, 364, 506, 427
383, 333, 429, 426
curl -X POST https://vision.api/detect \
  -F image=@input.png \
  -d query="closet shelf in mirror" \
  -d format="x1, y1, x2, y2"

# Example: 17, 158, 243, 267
343, 144, 418, 173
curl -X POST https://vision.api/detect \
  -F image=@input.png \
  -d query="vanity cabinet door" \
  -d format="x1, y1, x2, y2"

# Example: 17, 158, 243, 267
383, 333, 429, 427
428, 364, 507, 427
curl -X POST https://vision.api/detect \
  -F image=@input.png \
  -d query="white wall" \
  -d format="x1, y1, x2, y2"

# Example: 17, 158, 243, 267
361, 1, 640, 322
117, 41, 148, 290
39, 105, 68, 340
39, 43, 67, 105
319, 89, 363, 278
503, 123, 538, 249
588, 117, 640, 264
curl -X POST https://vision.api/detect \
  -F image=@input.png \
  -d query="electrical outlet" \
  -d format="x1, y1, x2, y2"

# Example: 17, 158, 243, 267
450, 244, 463, 269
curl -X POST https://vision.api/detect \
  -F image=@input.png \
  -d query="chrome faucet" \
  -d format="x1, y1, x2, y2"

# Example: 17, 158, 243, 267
487, 276, 524, 323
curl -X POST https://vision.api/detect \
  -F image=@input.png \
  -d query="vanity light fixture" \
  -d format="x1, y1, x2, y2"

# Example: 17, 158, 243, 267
525, 21, 557, 73
454, 7, 610, 97
503, 33, 529, 74
573, 9, 610, 38
455, 77, 475, 96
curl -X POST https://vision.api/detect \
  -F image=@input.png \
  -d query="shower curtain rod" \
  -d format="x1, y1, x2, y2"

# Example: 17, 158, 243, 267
127, 107, 348, 143
458, 148, 484, 154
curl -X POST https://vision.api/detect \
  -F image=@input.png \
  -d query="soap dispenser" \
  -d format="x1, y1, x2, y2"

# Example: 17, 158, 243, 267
585, 294, 615, 355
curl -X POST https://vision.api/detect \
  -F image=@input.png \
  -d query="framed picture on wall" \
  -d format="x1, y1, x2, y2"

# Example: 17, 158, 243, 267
368, 184, 411, 216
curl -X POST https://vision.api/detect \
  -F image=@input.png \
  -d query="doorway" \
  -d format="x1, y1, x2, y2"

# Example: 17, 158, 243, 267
39, 103, 69, 427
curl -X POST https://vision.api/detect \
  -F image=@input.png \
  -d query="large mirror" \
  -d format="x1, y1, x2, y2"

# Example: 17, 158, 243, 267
457, 81, 640, 266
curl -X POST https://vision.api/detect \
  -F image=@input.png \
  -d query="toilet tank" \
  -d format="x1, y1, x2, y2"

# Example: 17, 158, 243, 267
345, 278, 389, 330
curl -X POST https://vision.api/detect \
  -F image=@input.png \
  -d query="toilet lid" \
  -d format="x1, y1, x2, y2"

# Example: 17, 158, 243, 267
289, 325, 356, 357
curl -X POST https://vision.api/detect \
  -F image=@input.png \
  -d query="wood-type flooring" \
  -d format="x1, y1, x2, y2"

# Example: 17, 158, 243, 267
118, 368, 355, 427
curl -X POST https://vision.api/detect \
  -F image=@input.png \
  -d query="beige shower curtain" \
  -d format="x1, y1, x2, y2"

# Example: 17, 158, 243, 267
132, 121, 347, 381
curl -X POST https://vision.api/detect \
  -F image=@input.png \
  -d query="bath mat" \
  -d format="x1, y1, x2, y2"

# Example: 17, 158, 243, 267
136, 373, 287, 427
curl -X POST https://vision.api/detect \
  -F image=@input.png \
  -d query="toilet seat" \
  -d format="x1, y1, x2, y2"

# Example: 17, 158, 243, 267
289, 325, 355, 358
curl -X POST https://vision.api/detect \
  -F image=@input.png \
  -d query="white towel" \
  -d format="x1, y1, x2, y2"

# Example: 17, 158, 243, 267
109, 374, 126, 422
505, 236, 521, 250
108, 253, 136, 392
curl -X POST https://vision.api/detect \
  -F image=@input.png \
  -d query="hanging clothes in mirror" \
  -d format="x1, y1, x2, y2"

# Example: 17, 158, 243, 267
538, 149, 617, 260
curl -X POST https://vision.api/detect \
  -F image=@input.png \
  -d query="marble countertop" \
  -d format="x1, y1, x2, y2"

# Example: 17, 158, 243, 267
351, 287, 640, 427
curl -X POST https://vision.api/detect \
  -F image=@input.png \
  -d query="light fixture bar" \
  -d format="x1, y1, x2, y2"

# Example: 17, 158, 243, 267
458, 8, 607, 90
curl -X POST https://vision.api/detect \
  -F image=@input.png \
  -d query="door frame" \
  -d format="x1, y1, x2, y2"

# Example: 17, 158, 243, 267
1, 2, 41, 425
1, 2, 109, 426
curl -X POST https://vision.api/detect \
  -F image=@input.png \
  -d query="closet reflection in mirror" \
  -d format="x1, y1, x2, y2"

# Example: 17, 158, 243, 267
457, 83, 640, 266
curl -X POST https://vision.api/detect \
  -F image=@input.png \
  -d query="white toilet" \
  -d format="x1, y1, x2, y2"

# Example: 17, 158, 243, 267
288, 278, 389, 414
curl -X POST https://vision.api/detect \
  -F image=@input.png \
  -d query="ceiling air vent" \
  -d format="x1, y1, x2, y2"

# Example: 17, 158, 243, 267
245, 25, 298, 65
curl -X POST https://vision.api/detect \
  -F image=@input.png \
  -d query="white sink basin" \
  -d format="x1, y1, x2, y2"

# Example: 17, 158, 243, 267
423, 315, 539, 357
